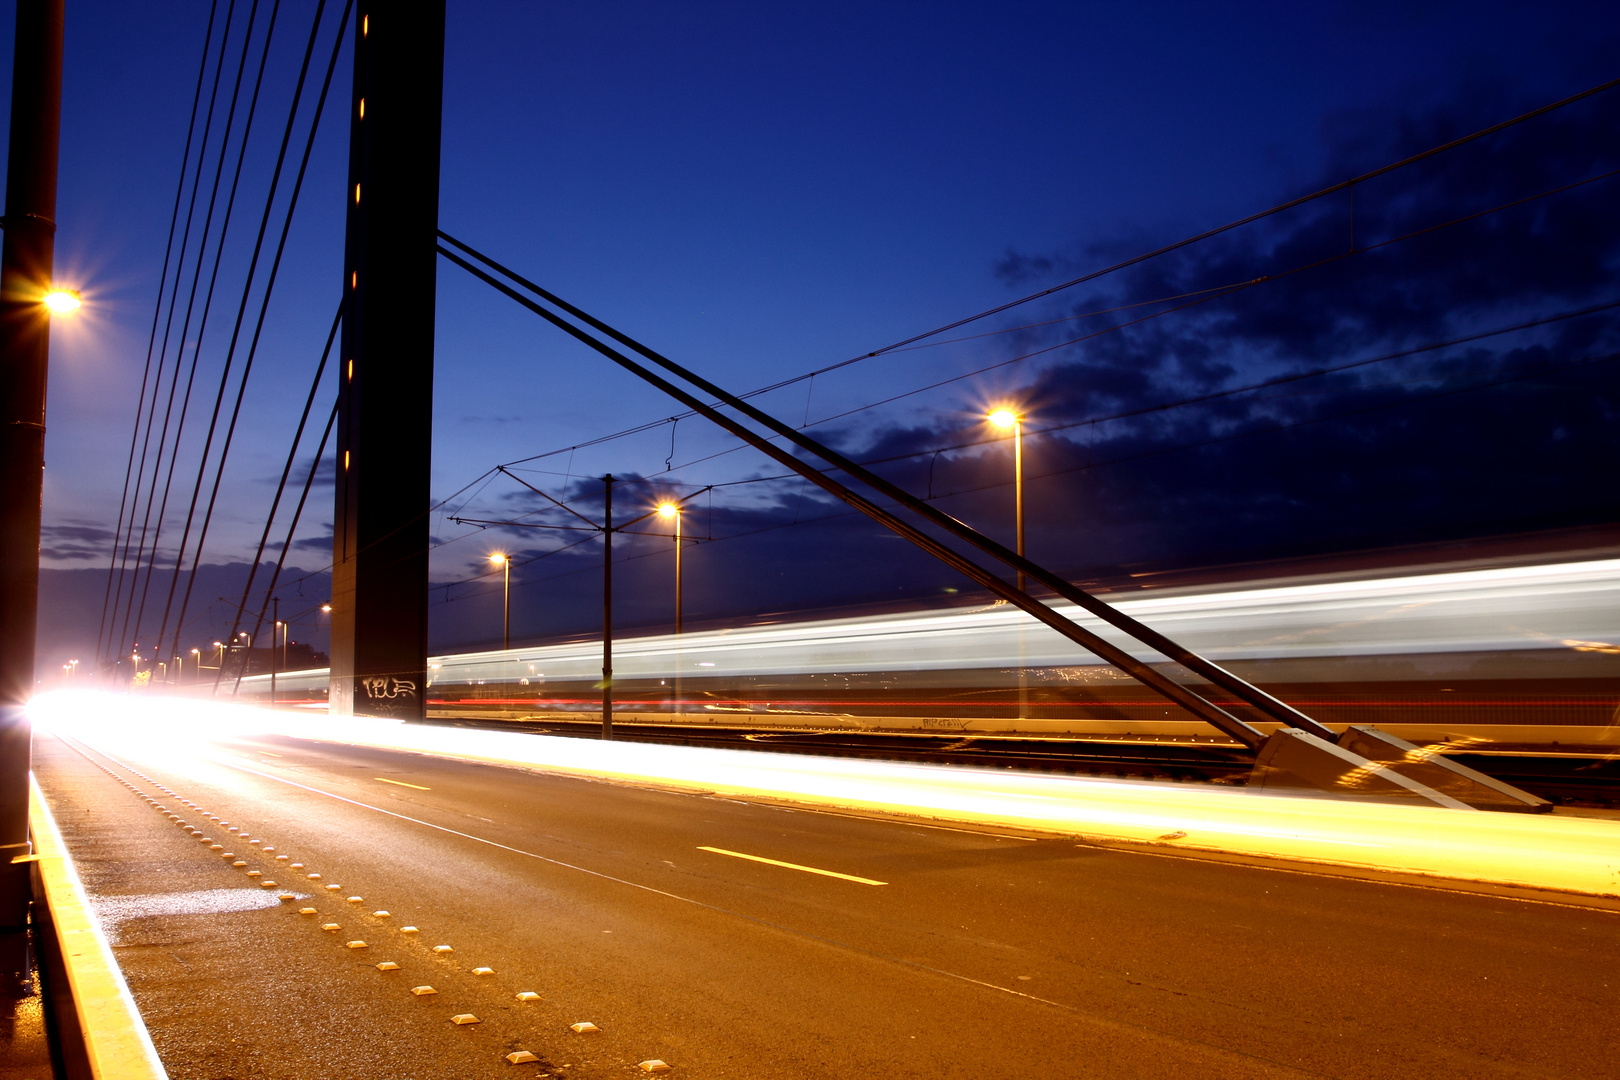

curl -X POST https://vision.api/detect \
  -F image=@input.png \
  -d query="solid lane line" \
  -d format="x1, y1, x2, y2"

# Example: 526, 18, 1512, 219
374, 777, 430, 790
697, 846, 887, 885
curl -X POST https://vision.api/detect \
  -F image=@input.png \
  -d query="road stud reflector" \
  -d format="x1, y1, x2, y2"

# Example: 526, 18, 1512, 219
373, 910, 390, 917
209, 844, 223, 851
411, 985, 437, 996
347, 941, 368, 949
451, 1014, 481, 1025
279, 894, 296, 901
401, 926, 419, 934
376, 961, 400, 971
347, 895, 364, 903
299, 907, 317, 915
233, 861, 248, 868
246, 870, 261, 877
307, 872, 320, 878
326, 884, 343, 891
322, 923, 341, 932
260, 880, 277, 888
433, 945, 453, 954
638, 1061, 672, 1074
507, 1051, 540, 1064
515, 991, 541, 1002
473, 966, 494, 976
570, 1022, 598, 1034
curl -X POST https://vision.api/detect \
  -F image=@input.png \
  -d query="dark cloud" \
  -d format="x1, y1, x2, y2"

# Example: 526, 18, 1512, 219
40, 520, 116, 561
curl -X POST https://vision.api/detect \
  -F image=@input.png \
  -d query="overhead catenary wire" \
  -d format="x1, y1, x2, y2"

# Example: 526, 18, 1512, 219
469, 74, 1620, 482
484, 161, 1620, 495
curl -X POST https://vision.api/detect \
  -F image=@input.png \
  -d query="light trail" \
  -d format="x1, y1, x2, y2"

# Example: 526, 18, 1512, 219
31, 690, 1620, 899
246, 556, 1620, 691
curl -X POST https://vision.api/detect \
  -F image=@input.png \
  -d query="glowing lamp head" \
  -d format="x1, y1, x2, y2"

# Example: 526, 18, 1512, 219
656, 503, 678, 519
320, 604, 332, 613
43, 289, 81, 314
987, 409, 1020, 429
489, 553, 507, 566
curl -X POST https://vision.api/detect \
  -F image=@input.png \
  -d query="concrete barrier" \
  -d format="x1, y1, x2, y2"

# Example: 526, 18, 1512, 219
28, 775, 167, 1079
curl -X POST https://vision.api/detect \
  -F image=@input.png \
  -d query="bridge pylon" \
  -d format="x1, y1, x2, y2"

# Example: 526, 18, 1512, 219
329, 3, 446, 719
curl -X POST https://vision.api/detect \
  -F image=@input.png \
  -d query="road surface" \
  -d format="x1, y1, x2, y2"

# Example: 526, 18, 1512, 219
33, 730, 1619, 1079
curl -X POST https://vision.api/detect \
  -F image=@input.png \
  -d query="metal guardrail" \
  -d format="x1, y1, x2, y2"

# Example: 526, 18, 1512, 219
28, 776, 167, 1079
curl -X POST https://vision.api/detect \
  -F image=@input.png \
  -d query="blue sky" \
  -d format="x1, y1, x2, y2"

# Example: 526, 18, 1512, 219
11, 1, 1618, 658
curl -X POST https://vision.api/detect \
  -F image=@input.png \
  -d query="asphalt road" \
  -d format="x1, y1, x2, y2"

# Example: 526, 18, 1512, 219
33, 731, 1619, 1079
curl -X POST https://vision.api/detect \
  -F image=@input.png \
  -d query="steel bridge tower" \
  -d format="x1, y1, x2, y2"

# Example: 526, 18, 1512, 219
329, 3, 446, 719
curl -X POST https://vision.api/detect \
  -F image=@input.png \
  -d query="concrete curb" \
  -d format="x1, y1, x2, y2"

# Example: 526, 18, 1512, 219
29, 774, 167, 1080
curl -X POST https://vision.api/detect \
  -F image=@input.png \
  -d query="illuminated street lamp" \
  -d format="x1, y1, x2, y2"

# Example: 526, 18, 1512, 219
489, 553, 510, 650
987, 409, 1025, 592
42, 287, 80, 314
190, 648, 200, 684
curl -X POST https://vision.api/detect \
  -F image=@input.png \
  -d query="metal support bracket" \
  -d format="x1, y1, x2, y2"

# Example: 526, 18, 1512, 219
1336, 726, 1550, 812
1251, 729, 1475, 808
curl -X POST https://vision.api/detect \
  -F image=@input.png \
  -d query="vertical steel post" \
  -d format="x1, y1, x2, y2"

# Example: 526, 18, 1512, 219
270, 596, 278, 709
0, 0, 63, 990
672, 507, 681, 719
501, 557, 509, 651
601, 475, 613, 740
330, 3, 446, 720
1013, 418, 1026, 719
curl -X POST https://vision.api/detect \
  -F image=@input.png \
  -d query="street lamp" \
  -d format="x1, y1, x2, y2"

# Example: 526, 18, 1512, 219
989, 407, 1028, 720
489, 553, 510, 650
42, 288, 80, 313
987, 409, 1025, 592
190, 648, 199, 684
658, 501, 685, 719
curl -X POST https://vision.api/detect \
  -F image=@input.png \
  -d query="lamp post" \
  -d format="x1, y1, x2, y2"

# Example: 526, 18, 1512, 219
489, 553, 510, 650
190, 648, 199, 684
987, 409, 1025, 592
602, 476, 614, 740
0, 0, 67, 982
270, 597, 279, 710
656, 503, 683, 634
657, 501, 684, 718
989, 408, 1027, 719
